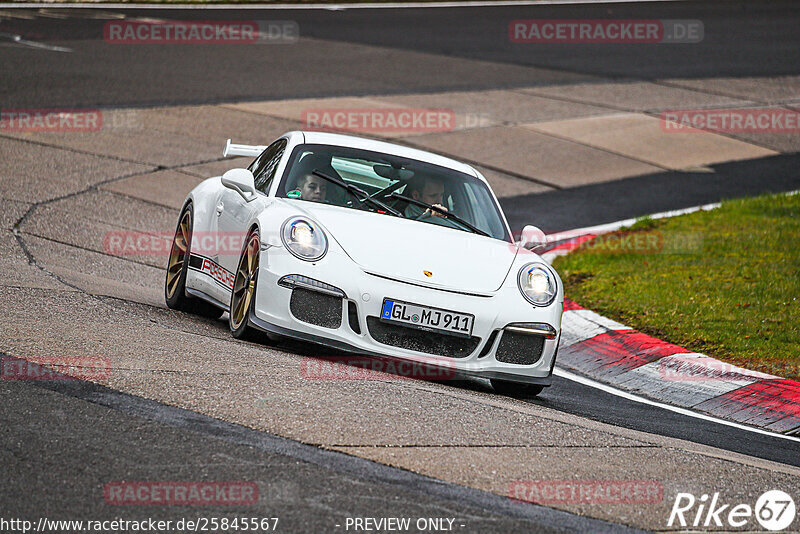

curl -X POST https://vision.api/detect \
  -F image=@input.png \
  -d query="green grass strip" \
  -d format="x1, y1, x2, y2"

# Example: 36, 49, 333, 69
554, 192, 800, 380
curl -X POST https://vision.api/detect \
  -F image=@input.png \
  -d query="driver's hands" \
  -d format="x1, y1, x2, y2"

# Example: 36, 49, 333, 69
425, 204, 448, 218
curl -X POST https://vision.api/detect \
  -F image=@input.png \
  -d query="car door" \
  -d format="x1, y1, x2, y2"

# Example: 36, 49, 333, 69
216, 138, 288, 276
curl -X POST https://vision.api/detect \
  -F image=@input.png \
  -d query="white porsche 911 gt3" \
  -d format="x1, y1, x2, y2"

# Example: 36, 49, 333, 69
165, 131, 563, 395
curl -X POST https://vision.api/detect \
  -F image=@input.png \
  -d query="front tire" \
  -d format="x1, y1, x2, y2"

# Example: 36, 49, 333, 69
165, 203, 223, 319
229, 229, 264, 341
490, 379, 545, 397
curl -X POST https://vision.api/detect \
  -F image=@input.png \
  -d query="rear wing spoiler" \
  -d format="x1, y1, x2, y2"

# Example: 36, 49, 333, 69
223, 139, 267, 158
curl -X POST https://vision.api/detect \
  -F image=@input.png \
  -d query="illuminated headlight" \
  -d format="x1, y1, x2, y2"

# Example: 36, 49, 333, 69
281, 217, 328, 261
517, 263, 557, 306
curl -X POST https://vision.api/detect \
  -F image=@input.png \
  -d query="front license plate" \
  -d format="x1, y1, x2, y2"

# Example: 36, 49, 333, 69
380, 298, 474, 337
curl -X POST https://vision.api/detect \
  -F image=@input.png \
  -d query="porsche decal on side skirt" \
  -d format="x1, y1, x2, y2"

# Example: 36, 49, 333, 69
189, 254, 235, 290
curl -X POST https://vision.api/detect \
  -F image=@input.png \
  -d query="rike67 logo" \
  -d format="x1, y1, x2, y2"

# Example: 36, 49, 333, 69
668, 490, 796, 531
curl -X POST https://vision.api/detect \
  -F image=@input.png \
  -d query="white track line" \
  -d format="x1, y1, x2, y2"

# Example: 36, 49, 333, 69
0, 31, 72, 52
545, 201, 721, 244
0, 0, 689, 9
554, 368, 800, 443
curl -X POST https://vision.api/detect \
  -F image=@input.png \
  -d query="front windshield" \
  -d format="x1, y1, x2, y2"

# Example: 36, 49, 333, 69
277, 143, 511, 242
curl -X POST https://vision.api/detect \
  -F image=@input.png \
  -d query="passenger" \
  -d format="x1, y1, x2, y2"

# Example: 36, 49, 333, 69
297, 173, 327, 203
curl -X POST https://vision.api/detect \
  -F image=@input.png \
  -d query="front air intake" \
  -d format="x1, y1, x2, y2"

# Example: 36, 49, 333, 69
495, 331, 545, 365
289, 288, 342, 329
366, 317, 480, 358
347, 301, 361, 334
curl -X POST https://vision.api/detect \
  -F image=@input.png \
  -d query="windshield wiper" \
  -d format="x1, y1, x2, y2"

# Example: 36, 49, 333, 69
312, 171, 404, 218
389, 192, 489, 237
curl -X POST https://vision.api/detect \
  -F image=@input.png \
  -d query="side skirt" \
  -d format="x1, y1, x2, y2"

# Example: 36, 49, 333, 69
186, 287, 230, 312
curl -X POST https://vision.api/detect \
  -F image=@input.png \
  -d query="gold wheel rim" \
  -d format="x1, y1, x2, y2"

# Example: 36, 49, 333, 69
166, 210, 191, 299
231, 233, 260, 330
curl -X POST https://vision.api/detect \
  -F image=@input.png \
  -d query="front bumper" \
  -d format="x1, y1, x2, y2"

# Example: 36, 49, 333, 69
251, 245, 563, 385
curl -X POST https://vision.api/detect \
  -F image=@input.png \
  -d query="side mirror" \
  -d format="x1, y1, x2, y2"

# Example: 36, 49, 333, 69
221, 168, 258, 201
519, 225, 547, 250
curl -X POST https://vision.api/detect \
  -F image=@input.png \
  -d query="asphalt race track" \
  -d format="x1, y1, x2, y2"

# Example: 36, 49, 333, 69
1, 2, 799, 532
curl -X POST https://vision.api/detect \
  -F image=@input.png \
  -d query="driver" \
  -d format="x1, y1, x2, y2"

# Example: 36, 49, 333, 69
403, 176, 448, 219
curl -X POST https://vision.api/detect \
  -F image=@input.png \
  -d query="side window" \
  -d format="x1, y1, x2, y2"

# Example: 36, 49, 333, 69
249, 139, 287, 193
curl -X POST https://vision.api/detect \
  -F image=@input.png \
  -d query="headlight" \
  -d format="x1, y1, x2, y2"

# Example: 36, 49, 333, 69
518, 263, 557, 306
281, 217, 328, 261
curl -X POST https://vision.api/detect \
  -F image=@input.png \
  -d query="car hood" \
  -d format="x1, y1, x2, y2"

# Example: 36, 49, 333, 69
292, 202, 518, 294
